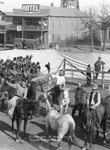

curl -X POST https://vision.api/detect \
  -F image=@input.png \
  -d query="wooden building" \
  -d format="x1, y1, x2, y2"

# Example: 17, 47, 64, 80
0, 4, 85, 47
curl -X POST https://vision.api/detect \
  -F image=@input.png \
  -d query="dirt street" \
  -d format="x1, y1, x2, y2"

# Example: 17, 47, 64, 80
0, 100, 109, 150
0, 80, 110, 150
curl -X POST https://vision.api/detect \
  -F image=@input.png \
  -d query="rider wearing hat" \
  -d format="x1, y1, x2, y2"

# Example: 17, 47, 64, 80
87, 84, 102, 128
87, 84, 101, 109
6, 77, 28, 119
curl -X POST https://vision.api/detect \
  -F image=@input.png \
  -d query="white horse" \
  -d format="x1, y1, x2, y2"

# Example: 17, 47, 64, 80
42, 92, 81, 150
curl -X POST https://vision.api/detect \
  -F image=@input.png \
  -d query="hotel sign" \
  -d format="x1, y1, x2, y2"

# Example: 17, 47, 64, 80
22, 4, 40, 12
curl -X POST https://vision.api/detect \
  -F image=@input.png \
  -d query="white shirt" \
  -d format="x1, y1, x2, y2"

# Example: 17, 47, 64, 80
51, 74, 65, 86
87, 91, 101, 109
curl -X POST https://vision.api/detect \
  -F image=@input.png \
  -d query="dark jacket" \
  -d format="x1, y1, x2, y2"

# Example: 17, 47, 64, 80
75, 87, 86, 104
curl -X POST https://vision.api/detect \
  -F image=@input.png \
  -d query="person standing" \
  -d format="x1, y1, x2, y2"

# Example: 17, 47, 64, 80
71, 82, 87, 119
86, 64, 91, 87
94, 57, 105, 79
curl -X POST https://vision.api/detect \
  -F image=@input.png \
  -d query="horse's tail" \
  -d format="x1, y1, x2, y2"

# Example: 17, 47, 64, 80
69, 122, 81, 149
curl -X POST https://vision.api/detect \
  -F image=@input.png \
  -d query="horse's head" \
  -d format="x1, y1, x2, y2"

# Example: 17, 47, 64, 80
82, 108, 94, 131
0, 81, 16, 99
59, 87, 70, 100
0, 81, 8, 92
63, 87, 70, 99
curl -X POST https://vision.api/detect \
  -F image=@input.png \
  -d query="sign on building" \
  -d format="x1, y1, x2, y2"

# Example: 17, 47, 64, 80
22, 4, 40, 12
17, 25, 22, 31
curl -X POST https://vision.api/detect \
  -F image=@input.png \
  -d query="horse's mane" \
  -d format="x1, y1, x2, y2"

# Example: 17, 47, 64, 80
27, 82, 36, 100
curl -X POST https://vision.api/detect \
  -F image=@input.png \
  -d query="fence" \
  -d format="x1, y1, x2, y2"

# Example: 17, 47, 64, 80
61, 58, 110, 89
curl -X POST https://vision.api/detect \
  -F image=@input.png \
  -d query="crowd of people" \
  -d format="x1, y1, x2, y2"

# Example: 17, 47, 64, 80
0, 55, 107, 131
0, 55, 41, 86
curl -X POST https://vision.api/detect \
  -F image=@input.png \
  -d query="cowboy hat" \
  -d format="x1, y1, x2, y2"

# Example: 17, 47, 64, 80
92, 84, 98, 90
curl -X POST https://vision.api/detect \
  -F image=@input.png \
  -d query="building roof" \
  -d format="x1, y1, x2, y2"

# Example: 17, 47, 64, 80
4, 5, 85, 18
5, 9, 49, 17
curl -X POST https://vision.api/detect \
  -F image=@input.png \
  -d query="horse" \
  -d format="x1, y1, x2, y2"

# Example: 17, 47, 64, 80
39, 92, 81, 150
81, 105, 107, 150
48, 86, 70, 114
0, 80, 39, 142
102, 95, 110, 143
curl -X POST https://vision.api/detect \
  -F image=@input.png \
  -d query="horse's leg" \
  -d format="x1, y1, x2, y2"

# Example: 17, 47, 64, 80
102, 118, 107, 143
59, 104, 63, 114
64, 105, 68, 114
57, 134, 63, 150
89, 128, 94, 150
23, 118, 28, 139
82, 130, 88, 150
11, 116, 15, 133
46, 121, 51, 148
16, 117, 22, 142
96, 128, 99, 141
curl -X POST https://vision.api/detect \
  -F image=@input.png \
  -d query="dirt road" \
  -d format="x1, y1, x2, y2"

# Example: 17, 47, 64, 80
0, 100, 109, 150
0, 80, 110, 150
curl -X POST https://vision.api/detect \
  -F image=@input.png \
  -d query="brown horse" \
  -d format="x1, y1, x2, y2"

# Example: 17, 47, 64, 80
81, 106, 107, 150
0, 81, 39, 142
102, 95, 110, 143
39, 92, 81, 150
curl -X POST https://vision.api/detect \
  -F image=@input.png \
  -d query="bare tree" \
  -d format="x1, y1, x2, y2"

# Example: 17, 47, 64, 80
80, 8, 98, 52
97, 1, 110, 51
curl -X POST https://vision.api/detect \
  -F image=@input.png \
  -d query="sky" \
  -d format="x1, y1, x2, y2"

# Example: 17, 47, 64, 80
0, 0, 110, 12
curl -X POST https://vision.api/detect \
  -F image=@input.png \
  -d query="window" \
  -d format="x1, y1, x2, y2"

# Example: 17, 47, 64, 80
65, 33, 67, 39
71, 18, 74, 27
59, 33, 61, 40
52, 17, 55, 28
66, 18, 68, 28
52, 34, 54, 42
59, 18, 62, 28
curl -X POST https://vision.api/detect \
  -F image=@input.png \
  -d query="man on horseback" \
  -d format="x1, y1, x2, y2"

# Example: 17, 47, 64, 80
72, 82, 87, 119
5, 77, 28, 119
48, 69, 65, 104
87, 84, 102, 129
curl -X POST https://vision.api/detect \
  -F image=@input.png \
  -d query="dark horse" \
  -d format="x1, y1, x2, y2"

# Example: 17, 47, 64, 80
81, 105, 107, 150
102, 95, 110, 143
0, 81, 39, 142
47, 86, 70, 114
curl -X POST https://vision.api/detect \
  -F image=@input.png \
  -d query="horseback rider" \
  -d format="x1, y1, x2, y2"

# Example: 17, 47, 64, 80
49, 69, 65, 96
6, 77, 28, 119
87, 84, 102, 128
72, 82, 87, 119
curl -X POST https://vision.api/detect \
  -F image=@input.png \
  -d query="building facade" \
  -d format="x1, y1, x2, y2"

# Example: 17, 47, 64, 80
0, 4, 84, 47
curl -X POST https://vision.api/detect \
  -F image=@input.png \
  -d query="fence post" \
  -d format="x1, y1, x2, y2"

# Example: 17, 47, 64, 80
102, 63, 105, 89
63, 58, 66, 76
